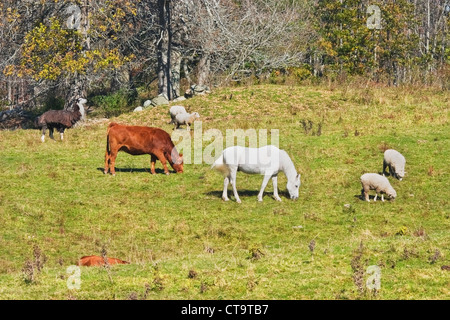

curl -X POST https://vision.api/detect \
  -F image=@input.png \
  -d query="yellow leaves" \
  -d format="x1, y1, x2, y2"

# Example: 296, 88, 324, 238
3, 65, 16, 77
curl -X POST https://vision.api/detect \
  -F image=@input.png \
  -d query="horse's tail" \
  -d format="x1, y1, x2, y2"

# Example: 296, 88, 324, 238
211, 153, 230, 176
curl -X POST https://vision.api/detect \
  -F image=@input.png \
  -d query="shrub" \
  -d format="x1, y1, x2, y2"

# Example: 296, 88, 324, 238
90, 89, 136, 118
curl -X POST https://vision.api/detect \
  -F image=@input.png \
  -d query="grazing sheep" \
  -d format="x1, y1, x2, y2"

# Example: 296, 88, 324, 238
169, 105, 187, 124
383, 149, 406, 180
360, 173, 397, 202
174, 112, 200, 131
36, 98, 86, 142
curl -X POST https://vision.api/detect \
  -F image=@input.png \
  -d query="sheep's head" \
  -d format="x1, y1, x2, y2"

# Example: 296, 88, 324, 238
387, 187, 397, 200
396, 168, 405, 180
286, 173, 301, 200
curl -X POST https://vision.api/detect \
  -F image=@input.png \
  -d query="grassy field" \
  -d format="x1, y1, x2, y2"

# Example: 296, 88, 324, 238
0, 84, 449, 300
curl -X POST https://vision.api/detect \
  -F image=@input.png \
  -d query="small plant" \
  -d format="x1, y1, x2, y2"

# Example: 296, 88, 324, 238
188, 270, 198, 279
22, 245, 47, 284
308, 239, 316, 261
351, 241, 368, 296
299, 119, 324, 136
395, 226, 409, 236
101, 246, 114, 284
248, 246, 265, 261
429, 249, 442, 264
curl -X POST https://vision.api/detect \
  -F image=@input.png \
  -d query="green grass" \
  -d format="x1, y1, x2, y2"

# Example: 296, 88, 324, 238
0, 84, 449, 300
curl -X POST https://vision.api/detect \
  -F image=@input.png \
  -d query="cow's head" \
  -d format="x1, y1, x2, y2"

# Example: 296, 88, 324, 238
172, 153, 184, 173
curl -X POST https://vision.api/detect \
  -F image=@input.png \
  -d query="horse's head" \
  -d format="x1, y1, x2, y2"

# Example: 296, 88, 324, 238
286, 173, 301, 200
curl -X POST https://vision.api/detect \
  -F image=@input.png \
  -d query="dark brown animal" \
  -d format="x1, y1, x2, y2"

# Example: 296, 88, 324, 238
36, 98, 86, 142
77, 255, 129, 267
104, 123, 184, 175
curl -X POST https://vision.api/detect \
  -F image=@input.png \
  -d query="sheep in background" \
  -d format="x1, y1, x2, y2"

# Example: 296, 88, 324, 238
174, 112, 200, 131
383, 149, 406, 180
36, 98, 87, 142
169, 105, 187, 124
360, 173, 397, 202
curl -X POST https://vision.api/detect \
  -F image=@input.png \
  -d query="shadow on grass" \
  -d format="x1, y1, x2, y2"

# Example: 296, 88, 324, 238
96, 167, 176, 175
206, 189, 290, 200
354, 194, 392, 202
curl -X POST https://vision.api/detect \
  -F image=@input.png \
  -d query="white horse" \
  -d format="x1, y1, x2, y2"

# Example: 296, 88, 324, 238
212, 145, 301, 203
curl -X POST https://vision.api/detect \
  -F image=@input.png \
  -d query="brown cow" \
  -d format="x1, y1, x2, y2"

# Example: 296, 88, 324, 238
104, 123, 184, 175
77, 255, 129, 267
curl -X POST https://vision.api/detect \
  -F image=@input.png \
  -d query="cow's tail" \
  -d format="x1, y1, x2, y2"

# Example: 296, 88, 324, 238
106, 122, 118, 153
211, 153, 229, 176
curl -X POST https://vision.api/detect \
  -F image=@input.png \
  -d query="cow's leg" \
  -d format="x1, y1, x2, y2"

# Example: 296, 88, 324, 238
104, 150, 110, 174
257, 174, 271, 202
59, 128, 65, 141
109, 150, 118, 176
150, 155, 157, 175
222, 176, 230, 201
229, 167, 241, 203
272, 175, 282, 201
154, 152, 170, 175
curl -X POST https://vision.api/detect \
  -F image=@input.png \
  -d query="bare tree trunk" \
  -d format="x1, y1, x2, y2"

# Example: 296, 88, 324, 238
183, 58, 192, 87
157, 0, 173, 100
65, 0, 89, 111
170, 48, 181, 99
197, 54, 210, 86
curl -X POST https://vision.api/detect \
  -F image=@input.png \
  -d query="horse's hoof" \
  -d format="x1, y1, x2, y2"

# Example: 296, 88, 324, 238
222, 197, 229, 201
236, 199, 242, 204
165, 172, 170, 176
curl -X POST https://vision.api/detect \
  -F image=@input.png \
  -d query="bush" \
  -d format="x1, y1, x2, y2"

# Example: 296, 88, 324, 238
90, 89, 135, 118
42, 95, 65, 112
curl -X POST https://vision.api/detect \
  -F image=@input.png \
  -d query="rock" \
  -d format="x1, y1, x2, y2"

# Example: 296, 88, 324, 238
143, 100, 152, 108
173, 96, 186, 103
184, 84, 211, 98
133, 106, 143, 112
193, 84, 210, 93
151, 94, 169, 106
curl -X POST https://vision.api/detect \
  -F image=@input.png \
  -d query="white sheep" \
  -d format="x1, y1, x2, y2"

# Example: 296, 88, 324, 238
360, 173, 397, 202
169, 105, 187, 124
174, 112, 200, 131
383, 149, 406, 180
